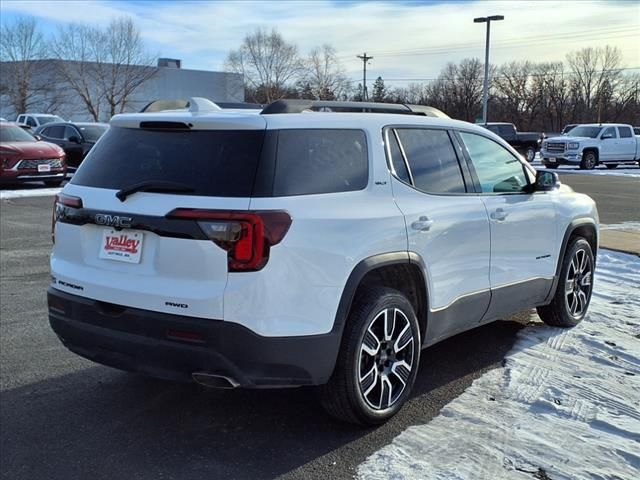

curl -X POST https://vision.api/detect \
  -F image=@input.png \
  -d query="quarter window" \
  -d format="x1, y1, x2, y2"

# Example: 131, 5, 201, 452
395, 128, 465, 194
460, 132, 528, 194
273, 129, 368, 196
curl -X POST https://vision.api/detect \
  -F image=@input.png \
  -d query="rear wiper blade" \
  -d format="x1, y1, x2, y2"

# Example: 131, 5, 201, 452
116, 181, 195, 202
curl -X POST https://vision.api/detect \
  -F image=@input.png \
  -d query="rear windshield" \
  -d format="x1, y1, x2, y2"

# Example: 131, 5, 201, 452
72, 127, 265, 197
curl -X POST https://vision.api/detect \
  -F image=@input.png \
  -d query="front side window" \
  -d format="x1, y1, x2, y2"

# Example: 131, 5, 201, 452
26, 117, 37, 127
601, 127, 617, 139
64, 126, 80, 140
460, 132, 528, 194
395, 128, 465, 194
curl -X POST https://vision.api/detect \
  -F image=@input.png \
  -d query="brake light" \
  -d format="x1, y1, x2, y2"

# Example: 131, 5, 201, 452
167, 209, 292, 271
52, 194, 83, 243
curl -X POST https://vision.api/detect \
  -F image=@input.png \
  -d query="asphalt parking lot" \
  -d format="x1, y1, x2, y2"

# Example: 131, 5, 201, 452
1, 172, 638, 480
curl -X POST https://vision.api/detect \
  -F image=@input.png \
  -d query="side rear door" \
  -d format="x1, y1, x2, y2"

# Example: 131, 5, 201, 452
616, 126, 636, 160
386, 126, 491, 344
457, 130, 558, 322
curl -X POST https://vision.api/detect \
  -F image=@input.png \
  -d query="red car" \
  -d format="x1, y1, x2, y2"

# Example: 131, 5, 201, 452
0, 122, 67, 187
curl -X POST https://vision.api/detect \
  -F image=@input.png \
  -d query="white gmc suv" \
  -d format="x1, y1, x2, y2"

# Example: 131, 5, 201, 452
48, 99, 599, 425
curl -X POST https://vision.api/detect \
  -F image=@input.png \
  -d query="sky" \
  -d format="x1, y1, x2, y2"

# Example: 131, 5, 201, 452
1, 0, 639, 86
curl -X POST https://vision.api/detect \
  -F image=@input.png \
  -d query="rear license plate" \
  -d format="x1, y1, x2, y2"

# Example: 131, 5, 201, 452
549, 157, 557, 163
38, 164, 51, 172
99, 229, 144, 263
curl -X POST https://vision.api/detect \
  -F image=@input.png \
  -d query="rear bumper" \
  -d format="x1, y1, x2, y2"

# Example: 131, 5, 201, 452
48, 287, 341, 387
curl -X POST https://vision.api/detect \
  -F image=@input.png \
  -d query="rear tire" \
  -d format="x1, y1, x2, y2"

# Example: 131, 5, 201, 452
537, 237, 594, 327
605, 163, 618, 169
580, 151, 597, 170
319, 287, 421, 425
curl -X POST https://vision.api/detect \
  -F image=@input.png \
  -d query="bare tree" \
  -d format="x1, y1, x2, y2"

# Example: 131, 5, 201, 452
51, 17, 156, 121
493, 61, 540, 129
301, 45, 351, 100
94, 18, 157, 118
226, 28, 303, 103
0, 16, 64, 117
567, 46, 623, 120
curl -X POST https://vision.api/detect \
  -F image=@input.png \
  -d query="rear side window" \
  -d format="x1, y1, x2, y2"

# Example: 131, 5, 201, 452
395, 128, 465, 194
618, 126, 632, 138
273, 129, 367, 196
72, 127, 265, 197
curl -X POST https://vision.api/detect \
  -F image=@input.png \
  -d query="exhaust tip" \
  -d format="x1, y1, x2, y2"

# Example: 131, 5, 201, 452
192, 372, 240, 389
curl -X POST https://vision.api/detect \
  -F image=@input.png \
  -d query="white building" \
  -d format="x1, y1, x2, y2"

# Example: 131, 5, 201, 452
0, 58, 244, 122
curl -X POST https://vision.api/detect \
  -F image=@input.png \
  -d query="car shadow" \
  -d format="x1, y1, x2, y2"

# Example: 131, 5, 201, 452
0, 316, 530, 480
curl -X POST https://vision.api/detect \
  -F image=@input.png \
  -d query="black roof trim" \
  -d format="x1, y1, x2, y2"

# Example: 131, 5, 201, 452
262, 100, 419, 115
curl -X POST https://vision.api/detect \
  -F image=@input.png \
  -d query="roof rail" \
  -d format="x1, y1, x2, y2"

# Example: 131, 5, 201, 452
260, 99, 449, 118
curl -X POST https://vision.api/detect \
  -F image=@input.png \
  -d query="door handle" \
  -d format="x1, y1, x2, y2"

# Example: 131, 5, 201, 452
491, 208, 508, 221
411, 216, 433, 232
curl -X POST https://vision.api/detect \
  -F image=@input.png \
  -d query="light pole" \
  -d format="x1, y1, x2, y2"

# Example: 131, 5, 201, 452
474, 15, 504, 124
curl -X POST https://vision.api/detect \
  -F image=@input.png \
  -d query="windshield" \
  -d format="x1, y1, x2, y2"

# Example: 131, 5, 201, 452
78, 125, 108, 142
0, 125, 37, 143
566, 126, 601, 138
37, 116, 63, 125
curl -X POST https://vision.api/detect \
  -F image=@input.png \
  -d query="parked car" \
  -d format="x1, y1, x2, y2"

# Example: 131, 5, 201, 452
49, 98, 598, 425
482, 122, 542, 162
35, 122, 108, 169
15, 113, 64, 129
0, 121, 67, 187
561, 124, 579, 135
541, 123, 640, 169
633, 127, 640, 136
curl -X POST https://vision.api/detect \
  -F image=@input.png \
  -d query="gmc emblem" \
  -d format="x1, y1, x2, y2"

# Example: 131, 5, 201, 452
95, 213, 133, 228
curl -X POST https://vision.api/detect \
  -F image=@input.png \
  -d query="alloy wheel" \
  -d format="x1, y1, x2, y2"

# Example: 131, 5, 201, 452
564, 247, 593, 318
358, 307, 415, 410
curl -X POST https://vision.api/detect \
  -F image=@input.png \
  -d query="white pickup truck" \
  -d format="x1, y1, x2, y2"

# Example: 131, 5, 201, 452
540, 123, 640, 169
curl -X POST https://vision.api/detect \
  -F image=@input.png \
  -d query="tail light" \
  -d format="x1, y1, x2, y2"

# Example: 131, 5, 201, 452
52, 193, 83, 243
167, 209, 292, 272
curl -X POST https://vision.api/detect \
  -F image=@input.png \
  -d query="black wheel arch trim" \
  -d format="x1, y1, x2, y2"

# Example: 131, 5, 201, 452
543, 219, 598, 305
332, 251, 430, 344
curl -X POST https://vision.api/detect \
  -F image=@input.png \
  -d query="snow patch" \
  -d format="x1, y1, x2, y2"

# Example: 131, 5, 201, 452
358, 250, 640, 480
600, 221, 640, 232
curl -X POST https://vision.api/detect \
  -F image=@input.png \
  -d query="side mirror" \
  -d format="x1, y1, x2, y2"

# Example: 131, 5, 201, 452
534, 170, 560, 191
601, 133, 613, 140
34, 134, 42, 141
68, 135, 81, 144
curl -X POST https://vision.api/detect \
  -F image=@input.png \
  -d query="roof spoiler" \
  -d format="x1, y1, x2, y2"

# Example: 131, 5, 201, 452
140, 97, 222, 113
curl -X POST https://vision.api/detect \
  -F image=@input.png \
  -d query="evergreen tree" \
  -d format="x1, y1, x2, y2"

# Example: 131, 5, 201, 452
372, 76, 386, 102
